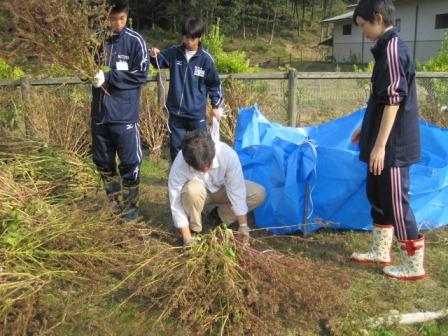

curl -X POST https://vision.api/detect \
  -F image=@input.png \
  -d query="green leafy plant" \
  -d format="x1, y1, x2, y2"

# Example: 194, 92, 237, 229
0, 58, 24, 79
418, 32, 448, 126
202, 18, 257, 74
353, 62, 374, 98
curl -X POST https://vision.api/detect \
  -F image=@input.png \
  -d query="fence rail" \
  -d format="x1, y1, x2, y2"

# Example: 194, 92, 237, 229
2, 71, 448, 87
1, 71, 447, 130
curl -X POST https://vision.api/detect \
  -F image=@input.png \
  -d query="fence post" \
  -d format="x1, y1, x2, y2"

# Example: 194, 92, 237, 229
21, 76, 34, 138
287, 68, 298, 127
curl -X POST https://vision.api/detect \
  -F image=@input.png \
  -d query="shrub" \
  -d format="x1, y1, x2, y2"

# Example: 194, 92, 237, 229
0, 58, 24, 79
418, 32, 448, 126
202, 19, 257, 74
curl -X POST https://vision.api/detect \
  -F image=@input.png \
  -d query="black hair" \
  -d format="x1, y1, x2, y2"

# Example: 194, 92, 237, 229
353, 0, 395, 27
181, 17, 204, 38
107, 0, 129, 14
181, 130, 215, 171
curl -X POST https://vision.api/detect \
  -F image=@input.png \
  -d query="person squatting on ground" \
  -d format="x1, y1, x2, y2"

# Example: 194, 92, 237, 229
90, 0, 148, 221
149, 17, 224, 162
168, 131, 266, 246
350, 0, 425, 280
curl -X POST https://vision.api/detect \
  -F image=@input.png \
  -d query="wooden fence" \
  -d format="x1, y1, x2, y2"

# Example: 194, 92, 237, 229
1, 71, 447, 134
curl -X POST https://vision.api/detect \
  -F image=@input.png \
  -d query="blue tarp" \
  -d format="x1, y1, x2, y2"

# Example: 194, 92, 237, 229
235, 105, 448, 234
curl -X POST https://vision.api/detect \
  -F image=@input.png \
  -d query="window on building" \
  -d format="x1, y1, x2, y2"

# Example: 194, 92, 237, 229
343, 24, 352, 35
395, 18, 401, 32
435, 13, 448, 29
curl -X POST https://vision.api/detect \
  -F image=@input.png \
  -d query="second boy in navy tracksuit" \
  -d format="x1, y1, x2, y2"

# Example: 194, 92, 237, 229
91, 0, 148, 221
150, 17, 223, 161
350, 0, 425, 281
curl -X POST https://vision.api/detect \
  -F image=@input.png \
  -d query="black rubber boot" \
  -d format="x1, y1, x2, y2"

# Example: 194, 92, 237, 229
100, 171, 123, 214
122, 183, 139, 222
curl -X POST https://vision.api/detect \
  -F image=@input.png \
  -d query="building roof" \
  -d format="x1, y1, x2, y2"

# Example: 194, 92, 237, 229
321, 11, 354, 24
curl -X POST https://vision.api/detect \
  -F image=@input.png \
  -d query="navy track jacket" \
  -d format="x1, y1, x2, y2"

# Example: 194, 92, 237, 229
359, 28, 420, 167
91, 27, 148, 124
150, 44, 223, 120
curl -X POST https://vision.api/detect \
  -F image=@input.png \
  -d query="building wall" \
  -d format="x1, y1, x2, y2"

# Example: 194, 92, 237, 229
414, 0, 448, 61
331, 0, 448, 63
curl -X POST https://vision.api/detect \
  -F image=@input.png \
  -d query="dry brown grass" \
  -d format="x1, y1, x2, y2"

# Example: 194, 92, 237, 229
0, 137, 353, 335
139, 85, 168, 162
218, 77, 279, 144
25, 87, 92, 156
120, 227, 350, 335
1, 0, 110, 81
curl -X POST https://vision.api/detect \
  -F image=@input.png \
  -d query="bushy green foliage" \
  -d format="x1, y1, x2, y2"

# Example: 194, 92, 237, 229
420, 33, 448, 72
353, 62, 374, 100
201, 19, 224, 57
353, 62, 374, 73
0, 58, 24, 79
216, 51, 254, 74
418, 33, 448, 118
202, 19, 257, 74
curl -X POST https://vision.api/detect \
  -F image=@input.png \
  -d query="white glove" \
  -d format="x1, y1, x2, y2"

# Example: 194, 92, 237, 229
93, 70, 105, 88
238, 224, 250, 244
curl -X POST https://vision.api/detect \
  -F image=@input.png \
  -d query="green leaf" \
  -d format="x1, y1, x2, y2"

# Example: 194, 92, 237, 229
101, 65, 111, 73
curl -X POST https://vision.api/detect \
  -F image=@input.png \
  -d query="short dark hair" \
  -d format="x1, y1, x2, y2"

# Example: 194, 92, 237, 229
353, 0, 395, 27
107, 0, 129, 14
181, 17, 204, 38
181, 131, 215, 171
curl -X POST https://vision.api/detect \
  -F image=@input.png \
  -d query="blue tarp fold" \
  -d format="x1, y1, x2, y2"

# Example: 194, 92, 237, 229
235, 105, 448, 234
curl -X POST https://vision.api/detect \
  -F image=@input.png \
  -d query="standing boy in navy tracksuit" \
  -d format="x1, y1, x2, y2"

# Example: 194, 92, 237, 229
350, 0, 425, 280
90, 0, 148, 221
149, 17, 223, 161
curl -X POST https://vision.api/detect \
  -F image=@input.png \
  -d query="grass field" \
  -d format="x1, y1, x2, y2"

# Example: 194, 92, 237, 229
1, 130, 447, 336
136, 157, 448, 336
1, 73, 447, 335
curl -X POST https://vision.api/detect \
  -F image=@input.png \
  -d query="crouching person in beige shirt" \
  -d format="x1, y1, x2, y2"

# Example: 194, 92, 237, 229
168, 130, 266, 246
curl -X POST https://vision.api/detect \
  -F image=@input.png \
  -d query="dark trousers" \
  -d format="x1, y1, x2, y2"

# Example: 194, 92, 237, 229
92, 121, 142, 186
366, 166, 419, 241
168, 114, 207, 161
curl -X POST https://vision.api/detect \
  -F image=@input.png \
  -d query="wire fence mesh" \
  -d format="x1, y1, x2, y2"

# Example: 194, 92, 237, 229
0, 73, 447, 152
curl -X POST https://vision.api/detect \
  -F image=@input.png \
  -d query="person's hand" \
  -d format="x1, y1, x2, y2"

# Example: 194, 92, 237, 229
211, 107, 220, 118
238, 224, 250, 245
351, 127, 361, 144
93, 70, 105, 88
212, 107, 226, 119
150, 48, 160, 58
369, 145, 385, 176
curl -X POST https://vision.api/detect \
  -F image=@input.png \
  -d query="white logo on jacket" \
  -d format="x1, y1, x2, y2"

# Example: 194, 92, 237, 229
118, 54, 130, 60
194, 66, 205, 77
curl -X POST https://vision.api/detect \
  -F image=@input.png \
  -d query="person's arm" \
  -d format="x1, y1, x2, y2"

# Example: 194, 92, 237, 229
377, 37, 409, 106
370, 105, 400, 175
205, 57, 224, 118
149, 47, 172, 70
104, 35, 148, 90
236, 215, 248, 226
